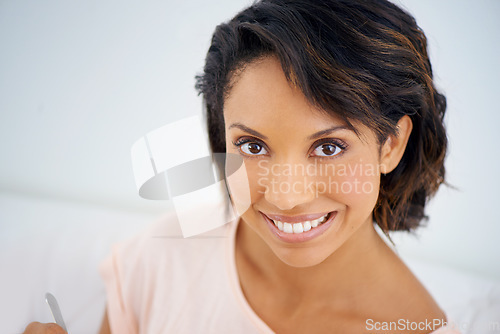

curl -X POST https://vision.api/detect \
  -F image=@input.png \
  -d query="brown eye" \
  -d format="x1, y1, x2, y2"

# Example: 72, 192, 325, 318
322, 144, 336, 155
240, 142, 268, 156
312, 143, 342, 157
248, 143, 262, 154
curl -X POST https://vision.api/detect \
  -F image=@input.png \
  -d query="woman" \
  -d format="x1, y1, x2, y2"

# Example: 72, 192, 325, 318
24, 0, 458, 333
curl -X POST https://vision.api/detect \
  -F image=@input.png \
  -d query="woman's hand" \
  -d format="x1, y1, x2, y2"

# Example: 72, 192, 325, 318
22, 322, 67, 334
22, 308, 110, 334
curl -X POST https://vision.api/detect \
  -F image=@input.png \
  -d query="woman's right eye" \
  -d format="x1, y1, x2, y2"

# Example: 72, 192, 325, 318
237, 141, 268, 156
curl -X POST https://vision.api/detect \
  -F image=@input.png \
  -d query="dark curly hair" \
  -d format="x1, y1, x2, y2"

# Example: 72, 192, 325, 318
195, 0, 447, 232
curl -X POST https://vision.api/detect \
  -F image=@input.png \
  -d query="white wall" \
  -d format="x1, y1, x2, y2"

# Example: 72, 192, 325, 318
0, 0, 253, 213
1, 0, 499, 279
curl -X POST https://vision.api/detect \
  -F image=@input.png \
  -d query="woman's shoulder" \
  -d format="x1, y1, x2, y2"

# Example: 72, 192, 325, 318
361, 244, 454, 333
99, 213, 246, 333
107, 210, 232, 271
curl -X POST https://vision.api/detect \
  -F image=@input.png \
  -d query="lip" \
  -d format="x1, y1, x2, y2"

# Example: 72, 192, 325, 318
260, 211, 338, 243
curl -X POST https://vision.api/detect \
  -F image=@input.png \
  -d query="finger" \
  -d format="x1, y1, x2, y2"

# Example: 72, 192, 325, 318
23, 322, 67, 334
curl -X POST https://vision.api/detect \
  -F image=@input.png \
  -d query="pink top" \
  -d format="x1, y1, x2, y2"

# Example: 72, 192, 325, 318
100, 213, 461, 333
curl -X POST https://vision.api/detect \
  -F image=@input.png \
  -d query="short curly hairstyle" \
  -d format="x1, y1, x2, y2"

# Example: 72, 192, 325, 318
195, 0, 447, 232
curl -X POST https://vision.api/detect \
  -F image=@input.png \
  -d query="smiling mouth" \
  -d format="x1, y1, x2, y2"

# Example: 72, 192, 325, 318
266, 212, 332, 234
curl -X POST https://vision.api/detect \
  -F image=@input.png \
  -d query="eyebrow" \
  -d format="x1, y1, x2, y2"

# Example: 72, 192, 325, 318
228, 123, 268, 140
307, 125, 351, 140
228, 123, 352, 141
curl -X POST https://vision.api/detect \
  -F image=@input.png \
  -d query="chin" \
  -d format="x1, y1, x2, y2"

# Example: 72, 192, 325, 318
272, 246, 338, 268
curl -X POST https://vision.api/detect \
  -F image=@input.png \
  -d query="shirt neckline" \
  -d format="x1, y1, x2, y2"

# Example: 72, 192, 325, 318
225, 218, 275, 333
222, 219, 456, 334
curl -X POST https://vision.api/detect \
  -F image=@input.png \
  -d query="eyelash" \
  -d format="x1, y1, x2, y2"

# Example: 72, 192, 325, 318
232, 137, 348, 159
311, 138, 348, 159
232, 138, 269, 158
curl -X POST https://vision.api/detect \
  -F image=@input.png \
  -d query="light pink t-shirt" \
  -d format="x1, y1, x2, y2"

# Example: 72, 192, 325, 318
100, 213, 461, 333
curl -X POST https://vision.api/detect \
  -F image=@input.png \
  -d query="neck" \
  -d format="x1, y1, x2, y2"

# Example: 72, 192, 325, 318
235, 216, 394, 306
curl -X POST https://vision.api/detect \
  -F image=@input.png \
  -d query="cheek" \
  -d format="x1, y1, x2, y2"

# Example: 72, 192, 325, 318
244, 160, 269, 201
224, 154, 268, 215
323, 160, 381, 210
224, 152, 253, 216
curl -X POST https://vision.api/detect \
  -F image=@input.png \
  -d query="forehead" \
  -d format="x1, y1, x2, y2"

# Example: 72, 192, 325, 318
224, 56, 347, 131
222, 56, 377, 145
227, 58, 328, 120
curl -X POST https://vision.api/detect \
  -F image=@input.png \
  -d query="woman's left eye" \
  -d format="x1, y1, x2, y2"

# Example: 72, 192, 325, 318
312, 143, 343, 157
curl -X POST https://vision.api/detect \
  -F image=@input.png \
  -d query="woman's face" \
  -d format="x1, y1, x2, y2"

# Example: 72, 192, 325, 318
224, 57, 388, 268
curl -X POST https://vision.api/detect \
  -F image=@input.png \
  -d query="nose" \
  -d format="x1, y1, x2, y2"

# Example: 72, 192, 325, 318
262, 161, 316, 211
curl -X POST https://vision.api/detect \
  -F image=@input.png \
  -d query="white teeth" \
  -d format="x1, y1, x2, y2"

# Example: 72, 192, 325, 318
303, 221, 311, 232
292, 223, 303, 233
283, 223, 293, 233
271, 213, 329, 234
